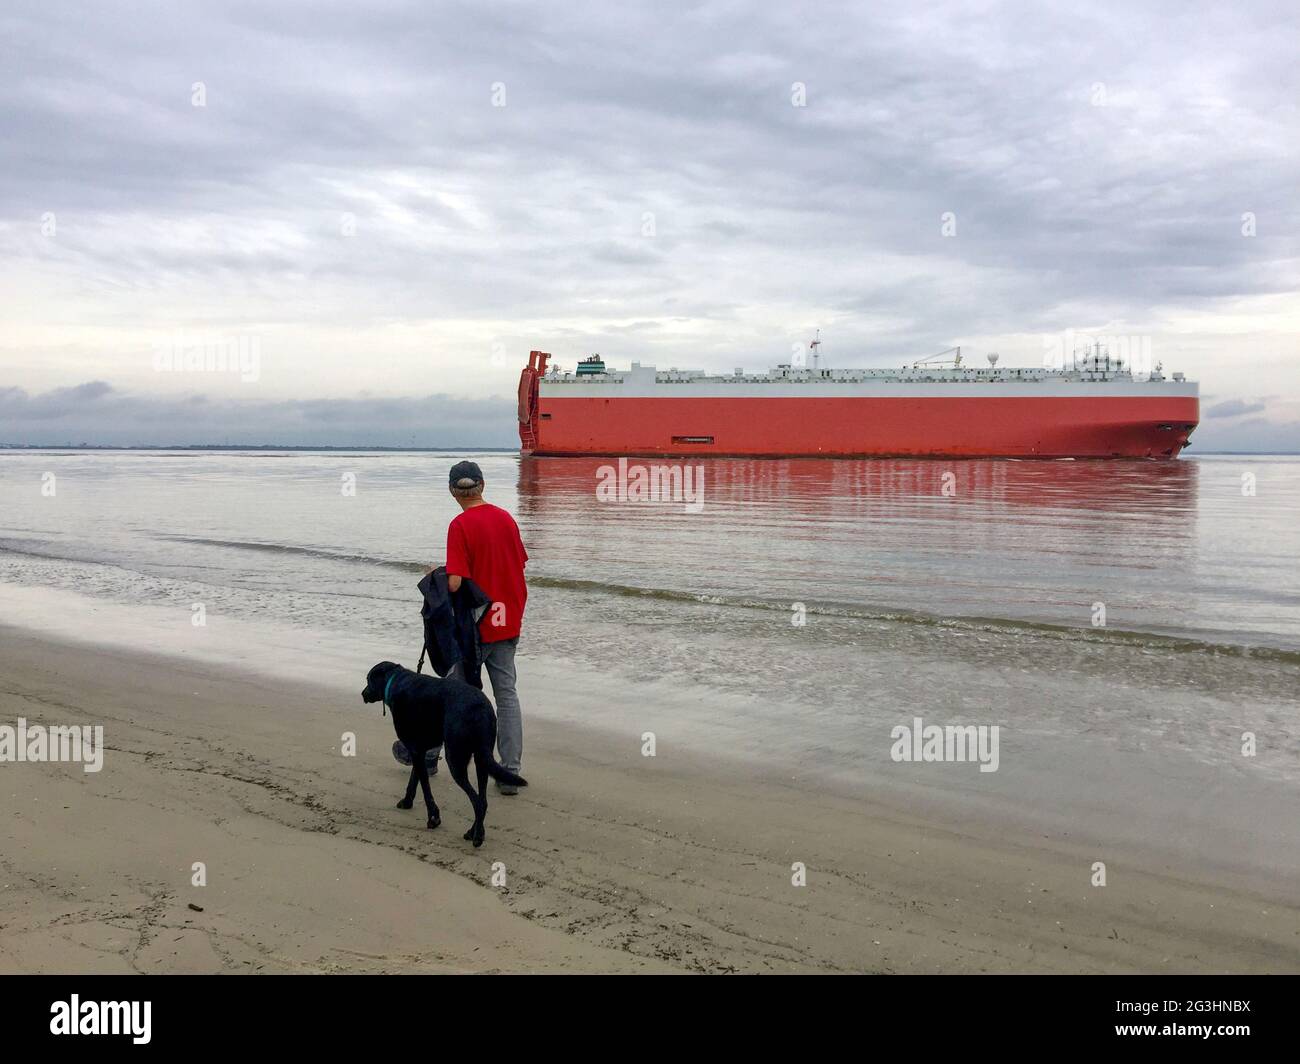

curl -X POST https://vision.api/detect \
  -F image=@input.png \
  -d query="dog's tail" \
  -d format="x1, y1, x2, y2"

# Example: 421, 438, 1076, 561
484, 756, 528, 787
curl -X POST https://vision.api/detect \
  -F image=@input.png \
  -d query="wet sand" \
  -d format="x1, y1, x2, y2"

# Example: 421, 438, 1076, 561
2, 624, 1296, 973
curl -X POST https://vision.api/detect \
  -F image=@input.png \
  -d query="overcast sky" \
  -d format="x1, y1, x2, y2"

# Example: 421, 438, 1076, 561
1, 0, 1297, 448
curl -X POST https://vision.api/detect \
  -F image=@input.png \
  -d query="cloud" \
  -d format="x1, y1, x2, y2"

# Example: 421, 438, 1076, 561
0, 382, 516, 447
0, 380, 116, 420
1203, 398, 1267, 419
1192, 417, 1300, 454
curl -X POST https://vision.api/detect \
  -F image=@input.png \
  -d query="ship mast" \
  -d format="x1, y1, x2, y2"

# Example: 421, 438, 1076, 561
809, 329, 822, 371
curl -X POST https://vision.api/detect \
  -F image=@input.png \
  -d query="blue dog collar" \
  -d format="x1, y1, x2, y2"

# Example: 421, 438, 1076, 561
383, 672, 398, 711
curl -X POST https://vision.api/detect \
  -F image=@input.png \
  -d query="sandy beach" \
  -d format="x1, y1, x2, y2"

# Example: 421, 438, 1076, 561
3, 622, 1296, 974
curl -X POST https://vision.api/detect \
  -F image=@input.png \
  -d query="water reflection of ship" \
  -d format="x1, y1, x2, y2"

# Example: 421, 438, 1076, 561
517, 455, 1198, 518
514, 456, 1200, 630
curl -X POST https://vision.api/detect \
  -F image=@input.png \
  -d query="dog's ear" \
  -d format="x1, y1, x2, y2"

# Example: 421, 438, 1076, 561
362, 660, 401, 703
367, 660, 400, 682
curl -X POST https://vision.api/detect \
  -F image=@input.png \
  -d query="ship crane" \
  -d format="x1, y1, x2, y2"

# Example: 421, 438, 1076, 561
912, 346, 963, 368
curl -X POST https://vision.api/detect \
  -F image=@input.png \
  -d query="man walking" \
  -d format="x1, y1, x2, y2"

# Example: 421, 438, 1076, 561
443, 460, 529, 793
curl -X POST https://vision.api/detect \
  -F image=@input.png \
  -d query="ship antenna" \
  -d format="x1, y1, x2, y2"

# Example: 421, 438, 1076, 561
809, 329, 821, 371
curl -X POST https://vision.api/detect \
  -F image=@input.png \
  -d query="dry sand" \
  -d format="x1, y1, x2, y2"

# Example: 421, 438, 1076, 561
1, 625, 1297, 974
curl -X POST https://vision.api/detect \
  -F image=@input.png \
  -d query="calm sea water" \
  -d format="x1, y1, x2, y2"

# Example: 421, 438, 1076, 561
2, 448, 1298, 874
3, 449, 1298, 649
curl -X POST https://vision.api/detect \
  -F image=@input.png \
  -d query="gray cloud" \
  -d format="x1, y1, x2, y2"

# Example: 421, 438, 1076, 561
1204, 398, 1268, 418
0, 382, 516, 447
1192, 417, 1300, 453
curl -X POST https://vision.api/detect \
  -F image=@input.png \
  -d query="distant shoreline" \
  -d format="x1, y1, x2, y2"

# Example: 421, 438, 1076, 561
0, 444, 520, 453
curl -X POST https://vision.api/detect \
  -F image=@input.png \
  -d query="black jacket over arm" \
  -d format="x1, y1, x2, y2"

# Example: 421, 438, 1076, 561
418, 567, 492, 689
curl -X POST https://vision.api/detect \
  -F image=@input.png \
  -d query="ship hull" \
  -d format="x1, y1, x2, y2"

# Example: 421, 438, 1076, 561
525, 394, 1200, 459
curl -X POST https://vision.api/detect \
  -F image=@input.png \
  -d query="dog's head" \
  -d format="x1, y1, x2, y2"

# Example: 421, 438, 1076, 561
361, 661, 402, 704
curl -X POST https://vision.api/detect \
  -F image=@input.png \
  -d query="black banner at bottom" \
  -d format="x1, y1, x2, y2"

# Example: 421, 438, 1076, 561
2, 973, 1292, 1051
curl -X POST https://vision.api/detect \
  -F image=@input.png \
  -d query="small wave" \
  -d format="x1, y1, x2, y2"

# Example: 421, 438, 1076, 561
0, 536, 80, 562
525, 576, 1300, 664
9, 532, 1298, 665
154, 534, 424, 572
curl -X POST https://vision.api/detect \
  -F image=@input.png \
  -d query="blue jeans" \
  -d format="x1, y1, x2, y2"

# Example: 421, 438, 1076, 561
446, 637, 522, 773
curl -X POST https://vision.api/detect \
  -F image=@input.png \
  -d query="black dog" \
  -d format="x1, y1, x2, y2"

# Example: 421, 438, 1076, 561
362, 661, 527, 847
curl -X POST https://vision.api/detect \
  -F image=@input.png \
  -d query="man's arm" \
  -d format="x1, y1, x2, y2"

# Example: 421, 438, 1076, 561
446, 519, 469, 594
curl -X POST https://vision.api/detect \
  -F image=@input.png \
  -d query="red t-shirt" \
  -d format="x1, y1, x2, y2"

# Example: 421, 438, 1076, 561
445, 503, 529, 642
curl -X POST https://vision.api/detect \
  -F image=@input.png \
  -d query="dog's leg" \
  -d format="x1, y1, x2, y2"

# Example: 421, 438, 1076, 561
416, 755, 440, 829
445, 750, 485, 848
471, 754, 490, 847
397, 764, 419, 810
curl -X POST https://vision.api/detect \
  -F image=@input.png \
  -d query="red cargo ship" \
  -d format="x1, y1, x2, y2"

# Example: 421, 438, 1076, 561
517, 344, 1199, 459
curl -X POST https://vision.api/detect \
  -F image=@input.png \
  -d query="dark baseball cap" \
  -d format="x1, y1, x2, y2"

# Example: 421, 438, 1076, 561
449, 460, 484, 487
